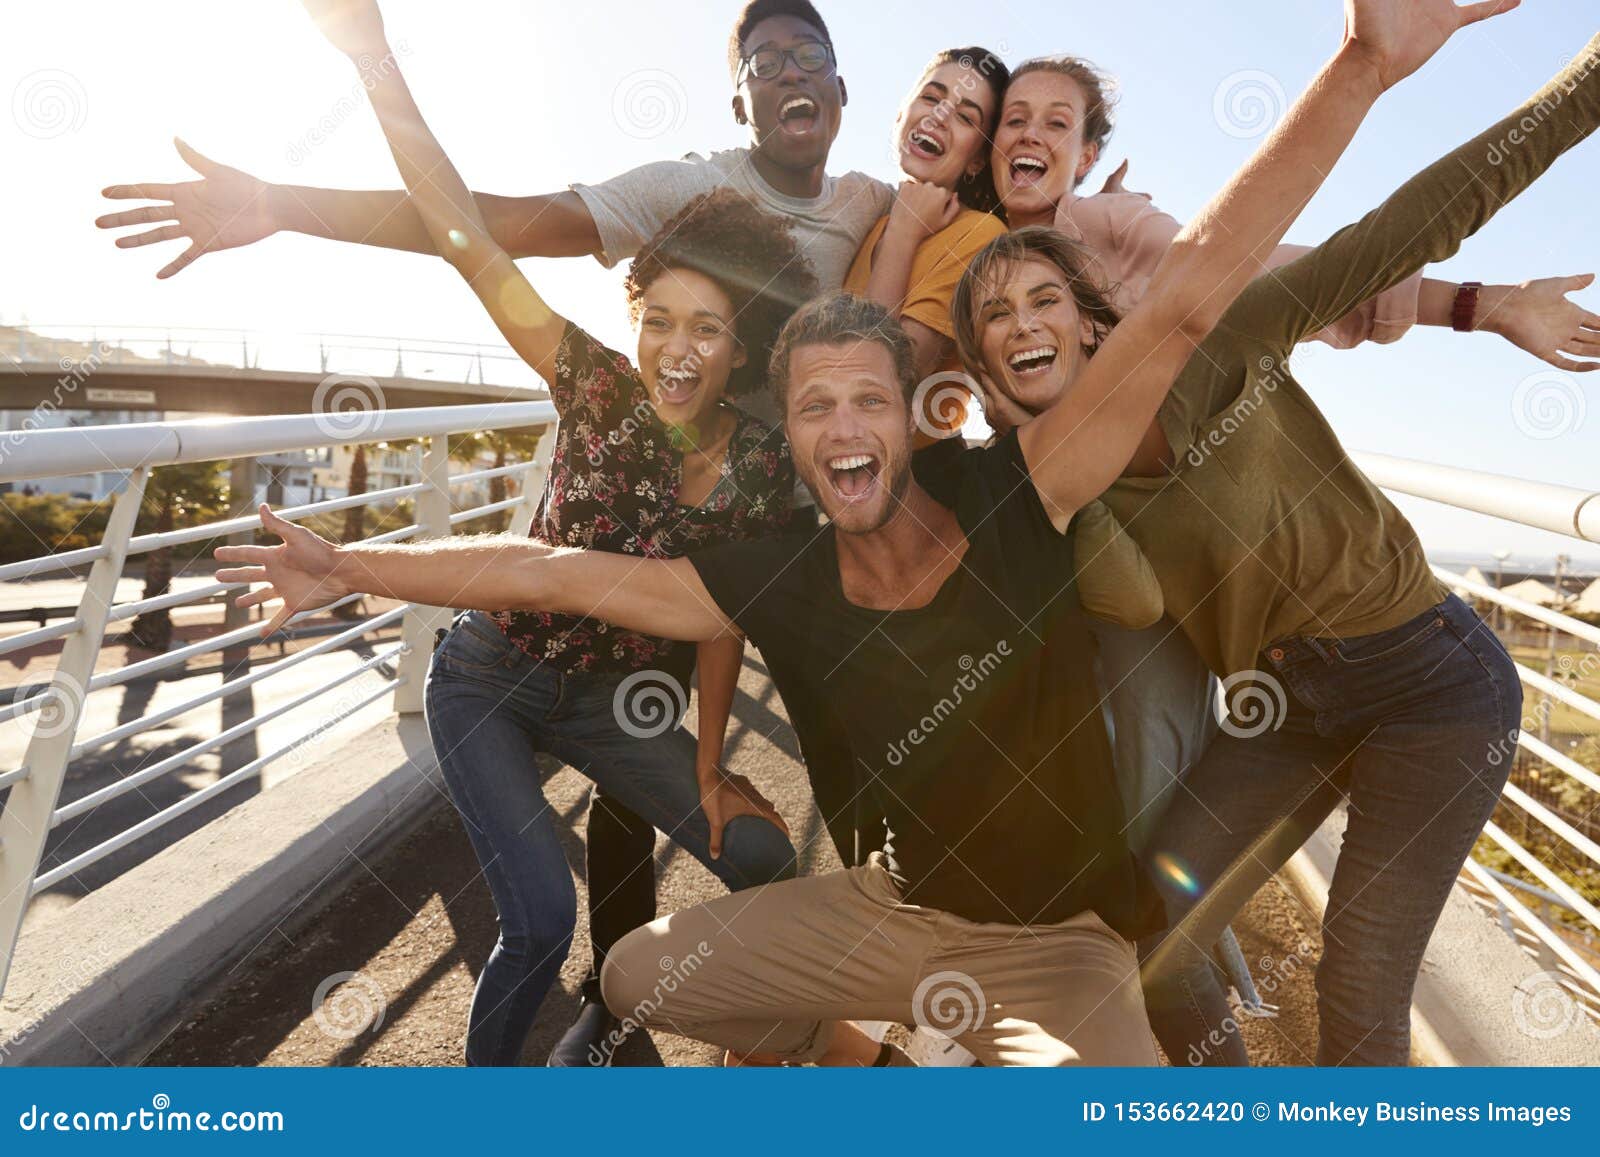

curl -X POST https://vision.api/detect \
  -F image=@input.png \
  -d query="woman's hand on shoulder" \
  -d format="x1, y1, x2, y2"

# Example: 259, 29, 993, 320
886, 179, 961, 246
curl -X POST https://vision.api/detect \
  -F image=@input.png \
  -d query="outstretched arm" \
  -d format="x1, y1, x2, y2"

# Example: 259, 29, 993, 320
98, 148, 600, 281
1020, 0, 1516, 524
215, 507, 733, 642
1222, 26, 1600, 362
296, 0, 569, 380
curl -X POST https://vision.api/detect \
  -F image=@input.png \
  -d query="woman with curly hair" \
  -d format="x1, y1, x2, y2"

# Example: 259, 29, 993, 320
299, 2, 817, 1066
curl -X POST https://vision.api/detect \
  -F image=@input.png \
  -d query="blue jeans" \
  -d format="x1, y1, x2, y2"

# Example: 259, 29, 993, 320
1089, 616, 1219, 853
1139, 594, 1520, 1066
424, 613, 797, 1066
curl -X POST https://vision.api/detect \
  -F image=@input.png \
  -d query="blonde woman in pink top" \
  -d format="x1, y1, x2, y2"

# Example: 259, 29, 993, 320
992, 56, 1598, 362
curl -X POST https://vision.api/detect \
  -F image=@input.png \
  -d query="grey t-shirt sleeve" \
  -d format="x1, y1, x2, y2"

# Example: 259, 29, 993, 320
570, 153, 719, 268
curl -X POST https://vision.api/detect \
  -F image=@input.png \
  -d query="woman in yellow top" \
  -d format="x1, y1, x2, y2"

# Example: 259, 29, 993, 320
842, 47, 1009, 442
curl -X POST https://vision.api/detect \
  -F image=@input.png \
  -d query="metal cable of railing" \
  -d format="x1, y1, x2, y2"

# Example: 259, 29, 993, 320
0, 406, 555, 1000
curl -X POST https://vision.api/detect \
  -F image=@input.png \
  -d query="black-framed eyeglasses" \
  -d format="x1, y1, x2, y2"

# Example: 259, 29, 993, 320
737, 41, 834, 84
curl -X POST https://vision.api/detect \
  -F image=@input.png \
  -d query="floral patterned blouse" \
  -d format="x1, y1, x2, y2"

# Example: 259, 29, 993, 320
492, 321, 794, 688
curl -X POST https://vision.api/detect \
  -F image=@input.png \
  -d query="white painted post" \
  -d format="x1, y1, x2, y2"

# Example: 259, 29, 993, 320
392, 434, 453, 714
0, 468, 149, 1000
506, 425, 554, 538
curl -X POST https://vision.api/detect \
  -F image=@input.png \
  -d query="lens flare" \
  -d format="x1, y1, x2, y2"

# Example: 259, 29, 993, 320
1153, 852, 1200, 897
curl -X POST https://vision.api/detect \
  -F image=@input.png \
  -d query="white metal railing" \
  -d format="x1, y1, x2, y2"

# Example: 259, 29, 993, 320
1356, 451, 1600, 1015
0, 404, 554, 999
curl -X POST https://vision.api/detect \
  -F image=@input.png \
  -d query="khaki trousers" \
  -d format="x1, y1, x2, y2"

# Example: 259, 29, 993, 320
600, 854, 1156, 1066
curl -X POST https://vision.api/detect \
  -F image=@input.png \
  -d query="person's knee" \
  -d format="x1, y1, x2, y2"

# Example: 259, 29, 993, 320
598, 923, 659, 1025
496, 895, 577, 973
716, 815, 797, 887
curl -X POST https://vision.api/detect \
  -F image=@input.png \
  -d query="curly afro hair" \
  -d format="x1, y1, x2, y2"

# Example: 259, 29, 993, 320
624, 188, 820, 397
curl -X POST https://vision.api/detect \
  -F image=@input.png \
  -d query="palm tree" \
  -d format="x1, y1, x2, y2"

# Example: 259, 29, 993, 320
450, 426, 547, 531
128, 461, 228, 652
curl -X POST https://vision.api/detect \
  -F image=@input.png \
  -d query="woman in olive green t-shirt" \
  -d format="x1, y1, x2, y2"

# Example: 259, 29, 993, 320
951, 34, 1600, 1066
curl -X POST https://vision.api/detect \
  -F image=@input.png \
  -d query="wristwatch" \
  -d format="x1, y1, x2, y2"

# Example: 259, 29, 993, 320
1452, 281, 1483, 332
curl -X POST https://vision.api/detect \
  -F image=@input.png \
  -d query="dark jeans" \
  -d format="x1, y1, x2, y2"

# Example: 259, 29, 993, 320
424, 613, 797, 1066
1140, 594, 1520, 1066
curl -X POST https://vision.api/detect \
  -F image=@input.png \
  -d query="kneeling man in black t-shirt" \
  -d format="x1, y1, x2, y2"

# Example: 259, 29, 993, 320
217, 11, 1443, 1057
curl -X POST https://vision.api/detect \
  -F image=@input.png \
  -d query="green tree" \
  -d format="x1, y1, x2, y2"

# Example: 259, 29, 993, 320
449, 425, 547, 532
128, 461, 228, 651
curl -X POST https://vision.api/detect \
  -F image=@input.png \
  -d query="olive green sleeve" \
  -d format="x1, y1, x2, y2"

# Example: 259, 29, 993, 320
1073, 501, 1164, 629
1222, 32, 1600, 354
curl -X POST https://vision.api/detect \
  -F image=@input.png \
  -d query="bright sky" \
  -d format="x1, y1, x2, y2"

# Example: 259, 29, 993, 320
5, 0, 1598, 564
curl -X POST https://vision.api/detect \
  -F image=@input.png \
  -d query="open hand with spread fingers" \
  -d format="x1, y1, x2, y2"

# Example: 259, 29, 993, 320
1479, 274, 1600, 373
215, 506, 355, 636
1342, 0, 1520, 93
96, 140, 277, 280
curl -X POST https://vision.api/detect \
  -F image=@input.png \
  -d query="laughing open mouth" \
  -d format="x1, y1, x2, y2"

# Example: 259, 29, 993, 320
827, 452, 881, 500
1007, 345, 1059, 376
655, 365, 701, 404
778, 95, 819, 132
908, 129, 945, 158
1008, 154, 1049, 188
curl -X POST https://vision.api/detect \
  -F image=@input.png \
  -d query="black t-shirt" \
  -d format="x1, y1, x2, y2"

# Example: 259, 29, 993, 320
689, 433, 1162, 936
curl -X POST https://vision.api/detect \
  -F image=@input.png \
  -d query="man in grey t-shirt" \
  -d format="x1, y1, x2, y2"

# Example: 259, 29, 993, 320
98, 2, 889, 293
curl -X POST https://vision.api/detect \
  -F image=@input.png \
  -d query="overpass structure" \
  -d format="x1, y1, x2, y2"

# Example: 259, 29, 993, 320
0, 374, 1597, 1065
0, 323, 549, 417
